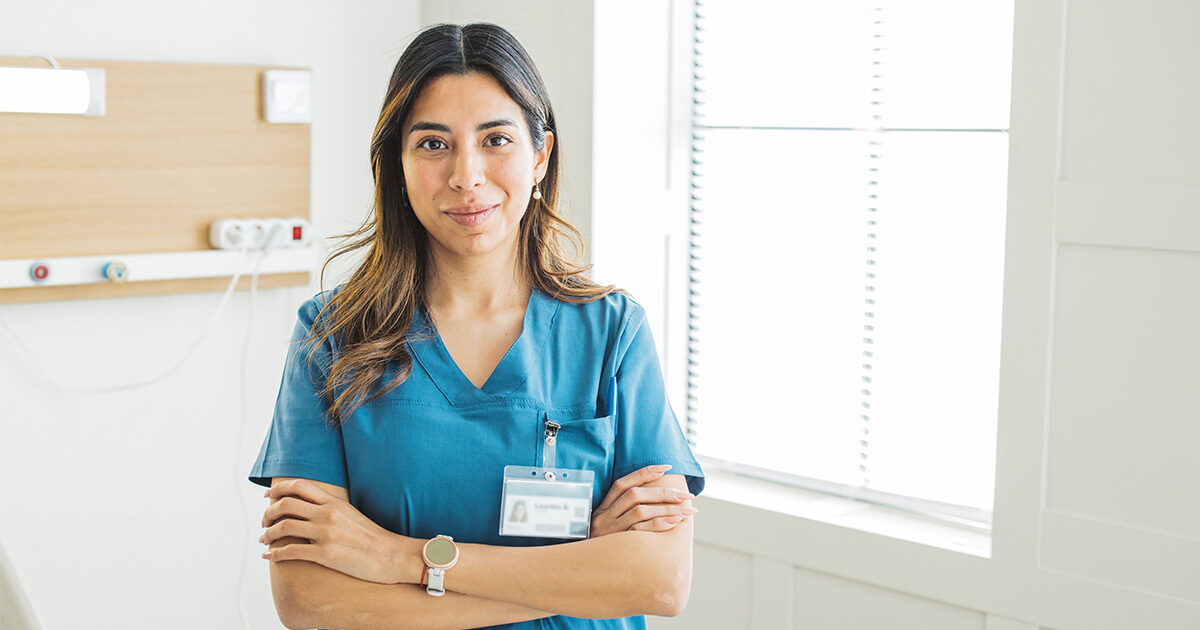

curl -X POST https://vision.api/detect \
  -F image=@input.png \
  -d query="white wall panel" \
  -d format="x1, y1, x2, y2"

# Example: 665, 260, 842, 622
792, 565, 985, 630
985, 615, 1039, 630
1045, 244, 1200, 537
1061, 0, 1200, 184
1040, 509, 1200, 602
752, 555, 795, 630
1056, 182, 1200, 254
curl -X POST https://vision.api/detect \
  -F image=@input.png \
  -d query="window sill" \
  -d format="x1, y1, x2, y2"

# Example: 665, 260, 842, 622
697, 469, 992, 558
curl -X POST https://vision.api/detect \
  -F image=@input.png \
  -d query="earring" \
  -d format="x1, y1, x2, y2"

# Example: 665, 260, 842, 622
531, 182, 542, 200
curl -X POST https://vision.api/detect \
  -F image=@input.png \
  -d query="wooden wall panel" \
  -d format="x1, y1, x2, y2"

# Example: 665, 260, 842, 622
0, 56, 311, 302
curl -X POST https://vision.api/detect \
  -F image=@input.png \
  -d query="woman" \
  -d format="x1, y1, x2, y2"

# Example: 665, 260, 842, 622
250, 22, 704, 630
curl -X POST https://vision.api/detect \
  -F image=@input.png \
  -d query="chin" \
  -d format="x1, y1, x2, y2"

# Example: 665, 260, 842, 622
455, 221, 524, 257
444, 229, 511, 259
456, 239, 500, 257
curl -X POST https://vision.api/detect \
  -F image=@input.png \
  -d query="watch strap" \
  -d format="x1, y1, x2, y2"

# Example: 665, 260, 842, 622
426, 566, 446, 596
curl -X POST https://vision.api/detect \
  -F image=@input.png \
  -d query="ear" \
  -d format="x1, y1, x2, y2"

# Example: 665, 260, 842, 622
533, 130, 555, 182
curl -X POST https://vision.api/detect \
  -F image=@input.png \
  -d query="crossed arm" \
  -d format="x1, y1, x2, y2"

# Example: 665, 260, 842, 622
263, 474, 695, 630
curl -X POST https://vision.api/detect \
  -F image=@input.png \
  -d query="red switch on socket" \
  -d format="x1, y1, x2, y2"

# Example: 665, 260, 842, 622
292, 226, 303, 241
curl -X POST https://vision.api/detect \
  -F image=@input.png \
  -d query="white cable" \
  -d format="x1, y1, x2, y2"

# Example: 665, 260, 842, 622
235, 231, 282, 630
0, 240, 252, 395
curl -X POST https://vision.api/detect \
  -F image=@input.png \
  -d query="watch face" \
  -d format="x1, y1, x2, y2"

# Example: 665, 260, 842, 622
425, 537, 457, 567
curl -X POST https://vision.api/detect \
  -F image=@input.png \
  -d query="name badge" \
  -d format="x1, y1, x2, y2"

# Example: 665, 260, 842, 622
499, 465, 594, 539
498, 418, 596, 539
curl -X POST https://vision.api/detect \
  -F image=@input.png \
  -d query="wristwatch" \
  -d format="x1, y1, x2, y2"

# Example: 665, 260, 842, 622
421, 535, 459, 597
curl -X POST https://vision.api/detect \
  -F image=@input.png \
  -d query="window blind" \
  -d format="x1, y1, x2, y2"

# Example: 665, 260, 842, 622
685, 0, 1014, 523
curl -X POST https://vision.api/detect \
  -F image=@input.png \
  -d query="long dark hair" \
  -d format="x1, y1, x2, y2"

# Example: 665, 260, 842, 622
305, 23, 615, 426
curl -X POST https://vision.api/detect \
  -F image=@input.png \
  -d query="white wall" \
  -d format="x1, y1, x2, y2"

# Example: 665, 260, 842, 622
0, 1, 419, 628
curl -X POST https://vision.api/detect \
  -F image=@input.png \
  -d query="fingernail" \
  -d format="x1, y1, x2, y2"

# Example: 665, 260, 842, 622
684, 507, 699, 514
653, 465, 672, 472
675, 490, 695, 498
263, 490, 270, 498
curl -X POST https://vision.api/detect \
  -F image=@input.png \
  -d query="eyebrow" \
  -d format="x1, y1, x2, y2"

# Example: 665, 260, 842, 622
408, 118, 519, 135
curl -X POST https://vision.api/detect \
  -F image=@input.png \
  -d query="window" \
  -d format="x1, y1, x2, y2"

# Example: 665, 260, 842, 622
684, 0, 1015, 524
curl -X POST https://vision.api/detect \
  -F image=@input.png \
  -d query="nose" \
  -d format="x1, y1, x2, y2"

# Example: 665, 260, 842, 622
448, 145, 486, 191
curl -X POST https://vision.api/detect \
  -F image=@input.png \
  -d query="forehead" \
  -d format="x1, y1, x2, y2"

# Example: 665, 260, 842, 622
405, 71, 525, 133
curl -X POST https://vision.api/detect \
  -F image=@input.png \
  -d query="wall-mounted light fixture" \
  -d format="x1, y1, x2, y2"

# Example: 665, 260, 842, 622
0, 57, 106, 116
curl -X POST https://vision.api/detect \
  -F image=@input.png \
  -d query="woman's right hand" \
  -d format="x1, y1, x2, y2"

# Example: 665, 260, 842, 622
589, 465, 698, 537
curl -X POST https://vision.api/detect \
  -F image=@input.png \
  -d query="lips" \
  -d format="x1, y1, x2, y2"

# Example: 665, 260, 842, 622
443, 204, 499, 228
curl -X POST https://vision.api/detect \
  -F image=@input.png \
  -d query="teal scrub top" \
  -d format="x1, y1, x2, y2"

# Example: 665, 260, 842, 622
249, 284, 705, 630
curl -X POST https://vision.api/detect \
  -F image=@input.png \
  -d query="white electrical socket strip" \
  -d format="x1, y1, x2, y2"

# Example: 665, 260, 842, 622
210, 217, 313, 250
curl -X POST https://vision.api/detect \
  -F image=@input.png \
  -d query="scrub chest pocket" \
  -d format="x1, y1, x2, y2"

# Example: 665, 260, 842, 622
538, 411, 616, 506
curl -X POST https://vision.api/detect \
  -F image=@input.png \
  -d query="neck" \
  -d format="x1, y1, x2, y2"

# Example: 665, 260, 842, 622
425, 237, 529, 316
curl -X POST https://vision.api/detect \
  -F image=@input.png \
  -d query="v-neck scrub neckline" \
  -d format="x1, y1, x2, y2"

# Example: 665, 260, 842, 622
409, 286, 560, 405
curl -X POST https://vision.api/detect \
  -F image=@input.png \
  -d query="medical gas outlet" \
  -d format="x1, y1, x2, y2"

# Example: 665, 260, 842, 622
0, 218, 316, 289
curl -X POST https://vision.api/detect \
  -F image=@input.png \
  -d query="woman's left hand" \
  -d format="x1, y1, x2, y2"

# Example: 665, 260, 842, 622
260, 478, 417, 584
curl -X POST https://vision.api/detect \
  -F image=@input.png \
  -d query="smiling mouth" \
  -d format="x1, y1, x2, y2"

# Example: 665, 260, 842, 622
444, 204, 499, 227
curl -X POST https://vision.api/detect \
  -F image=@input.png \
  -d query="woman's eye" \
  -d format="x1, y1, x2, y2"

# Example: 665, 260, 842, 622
418, 138, 447, 151
486, 135, 512, 147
